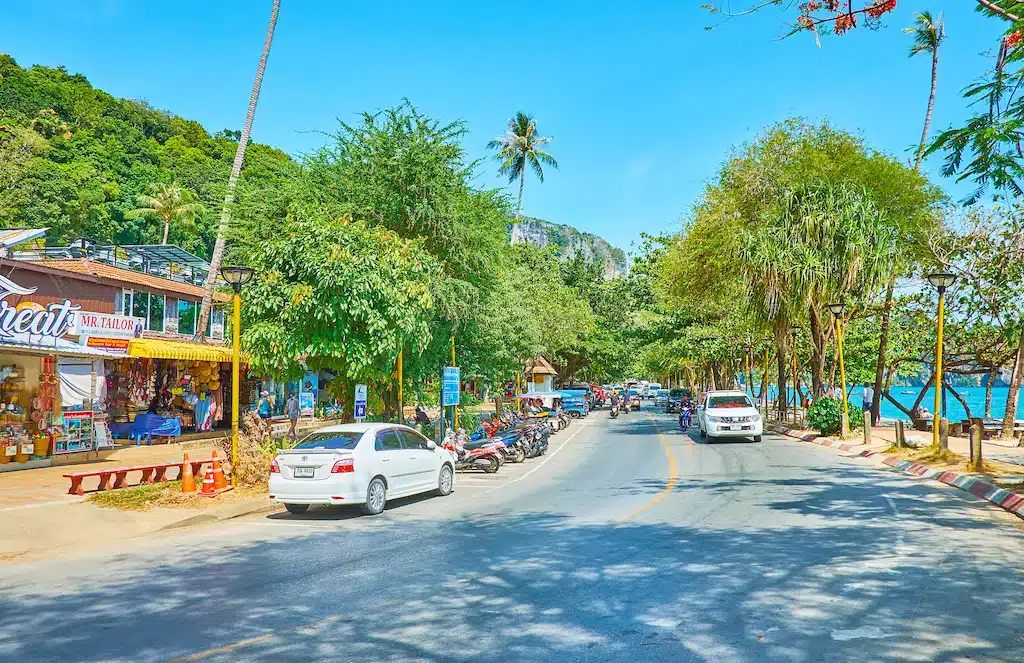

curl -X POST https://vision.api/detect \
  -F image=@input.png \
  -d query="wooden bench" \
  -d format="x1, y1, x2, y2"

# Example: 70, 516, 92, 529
64, 456, 217, 496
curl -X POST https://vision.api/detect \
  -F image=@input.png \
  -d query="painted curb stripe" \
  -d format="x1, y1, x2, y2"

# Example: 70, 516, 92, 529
969, 481, 994, 498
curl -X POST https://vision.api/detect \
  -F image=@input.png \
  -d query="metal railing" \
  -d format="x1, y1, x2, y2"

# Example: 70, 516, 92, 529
13, 242, 211, 287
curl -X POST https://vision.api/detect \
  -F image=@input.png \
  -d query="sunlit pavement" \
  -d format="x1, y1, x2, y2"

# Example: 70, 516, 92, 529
1, 410, 1023, 662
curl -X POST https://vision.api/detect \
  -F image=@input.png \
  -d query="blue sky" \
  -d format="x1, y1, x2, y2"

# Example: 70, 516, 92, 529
0, 1, 1007, 255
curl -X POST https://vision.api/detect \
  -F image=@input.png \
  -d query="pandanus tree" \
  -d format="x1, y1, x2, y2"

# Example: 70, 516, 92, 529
488, 112, 558, 219
741, 181, 897, 400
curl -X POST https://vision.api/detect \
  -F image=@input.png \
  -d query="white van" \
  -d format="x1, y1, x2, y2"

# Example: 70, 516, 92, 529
645, 383, 662, 399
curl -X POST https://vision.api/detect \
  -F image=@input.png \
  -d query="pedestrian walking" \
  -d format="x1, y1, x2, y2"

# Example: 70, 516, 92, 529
286, 392, 299, 438
258, 390, 272, 421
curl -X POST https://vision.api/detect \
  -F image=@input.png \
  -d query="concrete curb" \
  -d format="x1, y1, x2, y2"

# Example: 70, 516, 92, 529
767, 424, 1024, 521
159, 497, 283, 531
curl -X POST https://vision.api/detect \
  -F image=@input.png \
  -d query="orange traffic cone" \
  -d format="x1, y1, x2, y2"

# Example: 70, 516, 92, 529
211, 454, 228, 491
181, 452, 196, 493
199, 465, 217, 497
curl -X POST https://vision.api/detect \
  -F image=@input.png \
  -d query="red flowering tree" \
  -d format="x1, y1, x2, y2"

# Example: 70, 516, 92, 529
704, 1, 1022, 40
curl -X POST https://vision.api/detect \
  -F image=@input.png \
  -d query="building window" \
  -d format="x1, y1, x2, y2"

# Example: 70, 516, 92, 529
178, 299, 197, 337
208, 309, 225, 340
118, 290, 165, 332
148, 295, 164, 332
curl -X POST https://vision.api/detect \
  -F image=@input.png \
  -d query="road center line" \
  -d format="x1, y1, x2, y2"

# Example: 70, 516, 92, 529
619, 413, 678, 522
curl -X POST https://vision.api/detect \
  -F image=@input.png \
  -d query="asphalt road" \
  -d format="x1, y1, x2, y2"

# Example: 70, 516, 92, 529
2, 409, 1024, 663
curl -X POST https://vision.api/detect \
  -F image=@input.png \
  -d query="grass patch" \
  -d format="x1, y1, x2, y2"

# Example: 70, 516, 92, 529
88, 481, 183, 511
87, 481, 266, 511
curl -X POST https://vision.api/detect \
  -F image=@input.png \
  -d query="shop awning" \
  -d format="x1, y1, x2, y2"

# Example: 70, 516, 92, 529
0, 335, 120, 359
127, 339, 239, 363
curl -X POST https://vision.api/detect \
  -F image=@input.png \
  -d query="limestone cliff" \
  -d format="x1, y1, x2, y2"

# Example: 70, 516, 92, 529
509, 217, 628, 278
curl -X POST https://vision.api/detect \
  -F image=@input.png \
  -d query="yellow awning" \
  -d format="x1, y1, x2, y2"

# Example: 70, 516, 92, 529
127, 339, 240, 363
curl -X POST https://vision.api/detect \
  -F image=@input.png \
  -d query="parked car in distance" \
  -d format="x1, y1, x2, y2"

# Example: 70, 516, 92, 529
269, 423, 456, 515
625, 389, 642, 409
645, 383, 662, 399
654, 389, 670, 407
696, 390, 763, 443
666, 388, 691, 413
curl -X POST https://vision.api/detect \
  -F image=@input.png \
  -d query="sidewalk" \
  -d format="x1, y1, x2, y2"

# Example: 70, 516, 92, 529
0, 440, 225, 510
859, 424, 1024, 467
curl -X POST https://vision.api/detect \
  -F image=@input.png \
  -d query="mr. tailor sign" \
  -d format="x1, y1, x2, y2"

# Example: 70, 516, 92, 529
0, 275, 80, 340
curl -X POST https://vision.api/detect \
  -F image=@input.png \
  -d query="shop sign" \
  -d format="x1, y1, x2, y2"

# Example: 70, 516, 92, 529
0, 275, 80, 340
56, 411, 94, 454
70, 311, 144, 339
85, 337, 130, 353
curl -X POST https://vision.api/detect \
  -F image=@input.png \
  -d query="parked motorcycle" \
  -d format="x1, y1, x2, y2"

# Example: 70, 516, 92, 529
444, 434, 501, 473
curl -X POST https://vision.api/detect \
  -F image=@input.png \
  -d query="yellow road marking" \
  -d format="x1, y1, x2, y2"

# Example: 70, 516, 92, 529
163, 615, 346, 662
619, 413, 679, 522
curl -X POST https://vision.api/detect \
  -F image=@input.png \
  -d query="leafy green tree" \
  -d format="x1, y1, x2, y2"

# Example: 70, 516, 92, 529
488, 112, 558, 219
125, 182, 204, 244
240, 210, 440, 420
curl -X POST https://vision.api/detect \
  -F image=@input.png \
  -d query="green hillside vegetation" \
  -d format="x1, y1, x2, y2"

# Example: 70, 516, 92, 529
0, 53, 290, 257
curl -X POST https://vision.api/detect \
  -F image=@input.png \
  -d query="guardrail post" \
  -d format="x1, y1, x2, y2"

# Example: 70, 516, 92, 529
863, 410, 871, 445
938, 418, 949, 451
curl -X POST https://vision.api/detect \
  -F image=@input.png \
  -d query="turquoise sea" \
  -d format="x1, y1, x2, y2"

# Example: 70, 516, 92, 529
753, 385, 1024, 423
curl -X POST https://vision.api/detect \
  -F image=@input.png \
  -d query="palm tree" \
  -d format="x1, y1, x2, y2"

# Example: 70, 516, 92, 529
125, 182, 203, 245
488, 112, 558, 219
905, 11, 945, 171
195, 0, 280, 340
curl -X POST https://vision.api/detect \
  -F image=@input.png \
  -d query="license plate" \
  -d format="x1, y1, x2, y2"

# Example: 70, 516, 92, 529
720, 425, 734, 431
294, 467, 315, 478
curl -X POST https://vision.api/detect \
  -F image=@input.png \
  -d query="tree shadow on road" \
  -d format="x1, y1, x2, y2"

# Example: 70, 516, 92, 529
0, 491, 1022, 663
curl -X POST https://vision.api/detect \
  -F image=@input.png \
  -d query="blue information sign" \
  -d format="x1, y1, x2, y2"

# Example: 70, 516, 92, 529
442, 367, 460, 406
354, 384, 367, 419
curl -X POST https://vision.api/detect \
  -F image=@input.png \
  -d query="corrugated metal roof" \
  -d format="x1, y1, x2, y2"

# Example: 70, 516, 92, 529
27, 259, 231, 302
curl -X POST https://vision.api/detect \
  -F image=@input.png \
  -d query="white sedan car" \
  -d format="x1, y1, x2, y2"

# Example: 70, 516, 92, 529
269, 423, 456, 515
696, 390, 763, 442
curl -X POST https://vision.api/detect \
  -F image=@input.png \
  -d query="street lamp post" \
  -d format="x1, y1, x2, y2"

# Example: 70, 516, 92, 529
220, 265, 254, 487
926, 271, 958, 449
827, 302, 849, 436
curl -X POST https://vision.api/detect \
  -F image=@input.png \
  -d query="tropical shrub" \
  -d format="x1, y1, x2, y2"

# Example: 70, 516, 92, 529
807, 396, 863, 436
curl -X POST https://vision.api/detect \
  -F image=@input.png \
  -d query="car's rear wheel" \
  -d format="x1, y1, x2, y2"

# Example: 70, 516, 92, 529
361, 477, 387, 515
284, 503, 308, 515
436, 465, 454, 496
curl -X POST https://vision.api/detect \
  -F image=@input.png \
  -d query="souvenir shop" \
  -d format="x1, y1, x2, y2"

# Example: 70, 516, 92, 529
0, 342, 114, 471
103, 354, 230, 444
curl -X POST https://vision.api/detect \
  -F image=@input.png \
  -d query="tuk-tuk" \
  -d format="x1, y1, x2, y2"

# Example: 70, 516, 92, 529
515, 392, 562, 418
556, 390, 588, 418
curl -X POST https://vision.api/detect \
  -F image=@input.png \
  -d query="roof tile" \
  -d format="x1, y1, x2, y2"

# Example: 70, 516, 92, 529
28, 259, 231, 302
